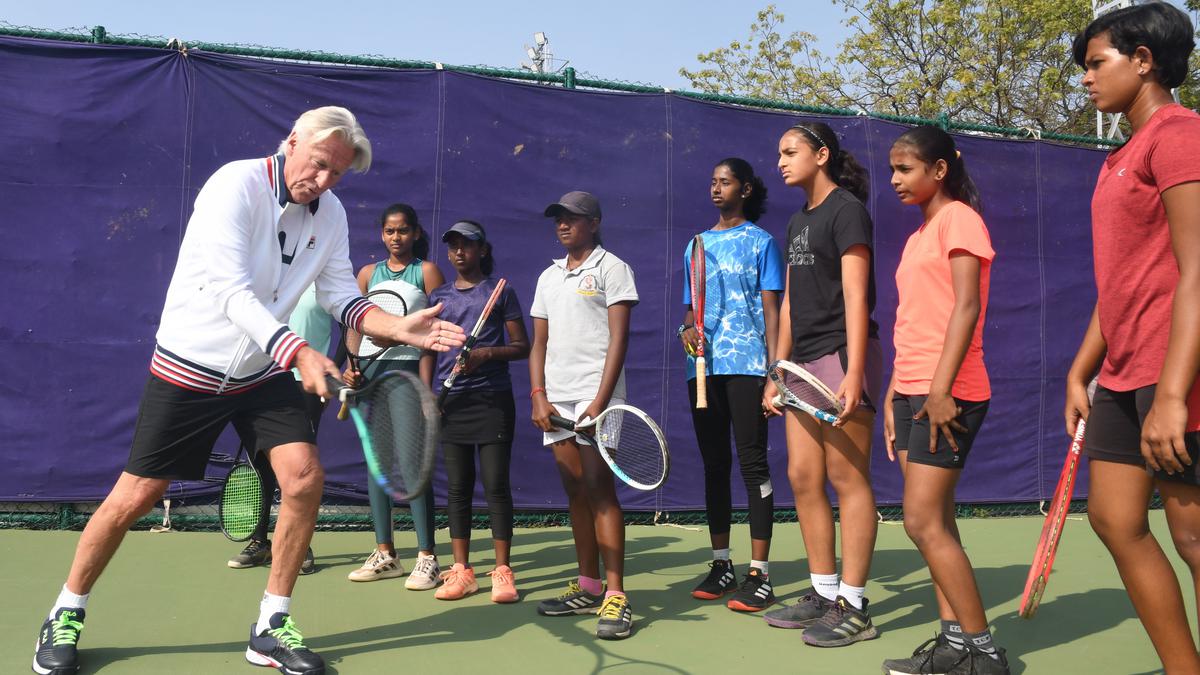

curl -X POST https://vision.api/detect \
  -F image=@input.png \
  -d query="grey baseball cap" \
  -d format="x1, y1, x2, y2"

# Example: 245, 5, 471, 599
544, 191, 601, 219
441, 220, 486, 242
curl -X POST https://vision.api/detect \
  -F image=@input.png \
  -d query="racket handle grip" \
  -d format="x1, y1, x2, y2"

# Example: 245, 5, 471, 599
337, 401, 350, 421
695, 358, 707, 409
548, 414, 576, 431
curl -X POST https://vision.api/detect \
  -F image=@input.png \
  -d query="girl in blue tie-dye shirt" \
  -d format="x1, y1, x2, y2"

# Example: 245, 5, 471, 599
680, 158, 785, 612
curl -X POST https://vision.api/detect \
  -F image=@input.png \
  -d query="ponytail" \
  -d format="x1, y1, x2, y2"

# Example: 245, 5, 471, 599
892, 126, 983, 214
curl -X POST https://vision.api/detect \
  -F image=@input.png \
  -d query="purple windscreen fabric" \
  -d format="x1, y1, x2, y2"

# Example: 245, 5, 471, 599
0, 36, 1105, 508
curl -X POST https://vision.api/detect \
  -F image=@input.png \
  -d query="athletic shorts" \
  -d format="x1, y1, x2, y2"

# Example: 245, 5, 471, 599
793, 340, 884, 413
125, 374, 317, 481
891, 394, 989, 469
543, 398, 626, 446
441, 388, 516, 444
1085, 384, 1200, 485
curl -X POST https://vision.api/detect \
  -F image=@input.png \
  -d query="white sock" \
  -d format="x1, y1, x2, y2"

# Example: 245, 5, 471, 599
811, 573, 839, 601
750, 560, 769, 576
838, 581, 865, 610
712, 548, 731, 562
50, 584, 89, 619
256, 592, 291, 634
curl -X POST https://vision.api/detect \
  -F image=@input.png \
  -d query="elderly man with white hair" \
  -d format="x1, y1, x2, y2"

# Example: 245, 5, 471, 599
32, 106, 464, 675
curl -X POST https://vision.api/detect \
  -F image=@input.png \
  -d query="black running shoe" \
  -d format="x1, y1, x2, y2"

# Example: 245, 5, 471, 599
245, 612, 325, 675
948, 646, 1010, 675
536, 580, 604, 616
881, 633, 967, 675
32, 607, 84, 675
299, 547, 315, 576
763, 589, 833, 629
726, 568, 774, 612
691, 559, 737, 600
229, 539, 272, 569
801, 596, 879, 647
595, 594, 633, 640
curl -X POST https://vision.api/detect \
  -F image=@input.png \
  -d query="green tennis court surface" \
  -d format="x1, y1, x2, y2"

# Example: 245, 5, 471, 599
2, 512, 1189, 674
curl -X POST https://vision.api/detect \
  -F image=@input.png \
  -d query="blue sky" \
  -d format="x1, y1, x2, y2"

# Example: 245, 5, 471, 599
1, 1, 854, 90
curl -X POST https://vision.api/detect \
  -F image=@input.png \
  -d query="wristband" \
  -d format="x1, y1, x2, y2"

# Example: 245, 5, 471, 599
530, 387, 546, 399
677, 323, 693, 338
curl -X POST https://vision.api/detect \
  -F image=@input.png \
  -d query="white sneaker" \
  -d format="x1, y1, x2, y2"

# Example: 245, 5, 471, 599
405, 553, 441, 590
347, 549, 404, 582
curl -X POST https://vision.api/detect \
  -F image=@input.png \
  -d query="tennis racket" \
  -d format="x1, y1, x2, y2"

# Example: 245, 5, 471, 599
1019, 419, 1087, 619
436, 278, 507, 410
326, 370, 439, 501
767, 360, 844, 424
338, 288, 408, 420
218, 443, 263, 542
690, 234, 708, 409
549, 404, 670, 491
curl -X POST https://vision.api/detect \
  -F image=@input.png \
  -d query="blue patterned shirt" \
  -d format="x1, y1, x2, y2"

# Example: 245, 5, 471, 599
682, 223, 784, 378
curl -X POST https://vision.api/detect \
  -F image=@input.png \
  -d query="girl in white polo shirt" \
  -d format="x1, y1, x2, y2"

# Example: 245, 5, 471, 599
529, 191, 639, 640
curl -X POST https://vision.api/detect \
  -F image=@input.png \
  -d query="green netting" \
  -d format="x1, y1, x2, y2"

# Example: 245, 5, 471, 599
0, 496, 1163, 532
0, 21, 1120, 148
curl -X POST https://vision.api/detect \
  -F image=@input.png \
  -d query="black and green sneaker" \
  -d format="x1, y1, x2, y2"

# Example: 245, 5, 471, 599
596, 594, 633, 640
246, 612, 325, 675
536, 580, 603, 616
33, 607, 84, 675
881, 633, 968, 675
228, 539, 272, 569
801, 596, 879, 647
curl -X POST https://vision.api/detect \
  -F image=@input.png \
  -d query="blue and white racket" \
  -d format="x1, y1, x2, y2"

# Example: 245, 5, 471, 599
550, 404, 670, 491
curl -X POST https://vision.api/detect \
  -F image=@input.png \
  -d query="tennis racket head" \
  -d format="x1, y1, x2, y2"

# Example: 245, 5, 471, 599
690, 235, 706, 346
341, 370, 439, 501
218, 448, 263, 542
591, 405, 671, 491
353, 289, 409, 361
768, 360, 843, 419
1019, 419, 1087, 619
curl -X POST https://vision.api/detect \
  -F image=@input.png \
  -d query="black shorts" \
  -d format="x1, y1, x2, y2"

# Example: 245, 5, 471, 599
125, 374, 317, 481
892, 394, 989, 469
441, 389, 516, 444
1084, 384, 1200, 485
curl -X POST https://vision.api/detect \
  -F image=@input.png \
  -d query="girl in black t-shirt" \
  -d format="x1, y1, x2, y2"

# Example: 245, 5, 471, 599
762, 122, 883, 647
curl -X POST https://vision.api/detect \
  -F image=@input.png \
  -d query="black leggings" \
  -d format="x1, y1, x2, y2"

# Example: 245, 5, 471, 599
443, 441, 514, 541
688, 375, 773, 540
250, 391, 324, 542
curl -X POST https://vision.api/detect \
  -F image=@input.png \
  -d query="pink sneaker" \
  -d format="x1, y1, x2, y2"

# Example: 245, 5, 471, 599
435, 563, 478, 600
489, 565, 519, 603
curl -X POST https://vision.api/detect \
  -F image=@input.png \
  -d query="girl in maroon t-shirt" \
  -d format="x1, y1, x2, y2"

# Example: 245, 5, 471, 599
1067, 5, 1200, 672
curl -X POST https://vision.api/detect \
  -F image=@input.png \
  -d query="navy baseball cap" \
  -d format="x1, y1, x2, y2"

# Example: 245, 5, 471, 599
441, 220, 486, 242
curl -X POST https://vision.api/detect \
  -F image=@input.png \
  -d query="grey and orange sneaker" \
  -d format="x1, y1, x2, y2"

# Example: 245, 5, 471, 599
32, 607, 84, 675
801, 596, 879, 647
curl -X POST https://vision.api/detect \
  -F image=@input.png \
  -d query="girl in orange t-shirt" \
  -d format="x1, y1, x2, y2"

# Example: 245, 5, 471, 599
881, 126, 1006, 675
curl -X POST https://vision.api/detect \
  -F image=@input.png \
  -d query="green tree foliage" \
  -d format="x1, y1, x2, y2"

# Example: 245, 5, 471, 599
680, 2, 1101, 135
1182, 0, 1199, 111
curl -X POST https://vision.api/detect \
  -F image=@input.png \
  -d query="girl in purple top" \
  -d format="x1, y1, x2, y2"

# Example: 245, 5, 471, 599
429, 220, 529, 603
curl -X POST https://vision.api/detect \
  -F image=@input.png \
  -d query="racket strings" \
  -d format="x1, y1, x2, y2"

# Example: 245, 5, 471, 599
357, 293, 409, 358
597, 410, 667, 487
221, 464, 262, 538
776, 369, 841, 415
360, 375, 435, 499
